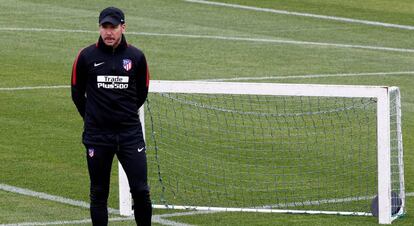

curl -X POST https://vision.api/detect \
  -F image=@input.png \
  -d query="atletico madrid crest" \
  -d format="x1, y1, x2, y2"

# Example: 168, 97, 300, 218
88, 148, 95, 158
123, 59, 132, 71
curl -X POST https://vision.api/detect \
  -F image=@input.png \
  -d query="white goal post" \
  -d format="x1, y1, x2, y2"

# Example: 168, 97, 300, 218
119, 80, 405, 224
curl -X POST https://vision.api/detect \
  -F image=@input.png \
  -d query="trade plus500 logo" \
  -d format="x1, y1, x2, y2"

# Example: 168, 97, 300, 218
97, 75, 129, 89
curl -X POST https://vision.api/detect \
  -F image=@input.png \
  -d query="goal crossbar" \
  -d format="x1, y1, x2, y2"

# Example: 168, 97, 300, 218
148, 80, 390, 98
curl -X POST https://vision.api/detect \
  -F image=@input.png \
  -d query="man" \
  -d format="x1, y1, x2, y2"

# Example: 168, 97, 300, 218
71, 6, 152, 226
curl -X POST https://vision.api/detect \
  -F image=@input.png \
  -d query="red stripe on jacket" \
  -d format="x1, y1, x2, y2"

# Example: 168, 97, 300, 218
71, 50, 82, 85
146, 64, 150, 88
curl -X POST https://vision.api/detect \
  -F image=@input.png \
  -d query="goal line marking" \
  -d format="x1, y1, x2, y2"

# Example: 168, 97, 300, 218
184, 0, 414, 31
1, 27, 414, 53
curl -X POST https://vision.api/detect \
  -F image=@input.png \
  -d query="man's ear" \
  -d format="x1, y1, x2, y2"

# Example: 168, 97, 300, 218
121, 24, 126, 33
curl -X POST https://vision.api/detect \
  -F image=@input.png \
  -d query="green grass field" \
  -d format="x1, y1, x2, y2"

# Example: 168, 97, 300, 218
1, 0, 414, 225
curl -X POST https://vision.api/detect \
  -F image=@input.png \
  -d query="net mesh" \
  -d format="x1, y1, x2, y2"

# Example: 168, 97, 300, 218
390, 89, 405, 217
143, 91, 403, 215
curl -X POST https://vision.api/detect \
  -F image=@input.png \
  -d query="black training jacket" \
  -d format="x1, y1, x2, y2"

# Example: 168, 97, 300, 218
71, 35, 149, 133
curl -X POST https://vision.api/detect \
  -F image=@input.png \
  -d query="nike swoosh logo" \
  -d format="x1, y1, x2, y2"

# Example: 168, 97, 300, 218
94, 62, 105, 67
138, 147, 145, 152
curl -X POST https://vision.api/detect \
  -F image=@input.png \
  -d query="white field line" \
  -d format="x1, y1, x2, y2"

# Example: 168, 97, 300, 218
0, 27, 96, 34
0, 217, 134, 226
0, 183, 119, 214
130, 31, 414, 53
184, 0, 414, 31
0, 212, 202, 226
0, 183, 193, 226
199, 71, 414, 82
0, 213, 200, 226
0, 85, 69, 91
1, 27, 414, 53
153, 215, 194, 226
152, 211, 217, 226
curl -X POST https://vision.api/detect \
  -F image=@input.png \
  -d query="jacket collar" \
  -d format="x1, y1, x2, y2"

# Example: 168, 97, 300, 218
96, 34, 128, 53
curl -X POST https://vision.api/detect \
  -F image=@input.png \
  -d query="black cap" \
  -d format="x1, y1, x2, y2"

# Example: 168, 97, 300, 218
99, 7, 125, 25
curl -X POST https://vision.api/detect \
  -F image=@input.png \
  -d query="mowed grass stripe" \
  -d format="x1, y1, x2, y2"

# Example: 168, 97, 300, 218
1, 27, 414, 53
184, 0, 414, 30
199, 71, 414, 82
2, 31, 412, 87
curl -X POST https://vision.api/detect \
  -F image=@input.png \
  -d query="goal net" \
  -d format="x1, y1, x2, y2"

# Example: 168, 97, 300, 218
119, 81, 405, 224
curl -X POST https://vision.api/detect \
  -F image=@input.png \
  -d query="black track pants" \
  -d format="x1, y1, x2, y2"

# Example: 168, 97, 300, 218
83, 127, 152, 226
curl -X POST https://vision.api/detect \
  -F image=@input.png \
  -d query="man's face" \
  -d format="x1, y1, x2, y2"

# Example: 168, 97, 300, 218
99, 23, 125, 47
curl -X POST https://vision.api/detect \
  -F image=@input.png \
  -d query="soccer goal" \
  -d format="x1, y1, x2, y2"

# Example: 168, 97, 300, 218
119, 81, 405, 224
